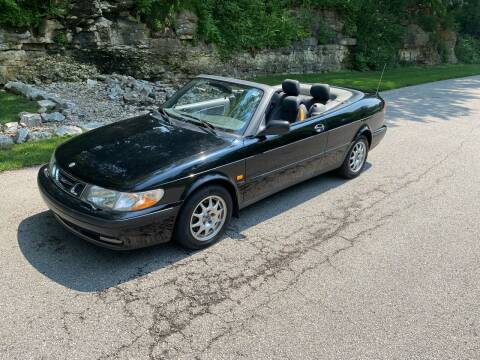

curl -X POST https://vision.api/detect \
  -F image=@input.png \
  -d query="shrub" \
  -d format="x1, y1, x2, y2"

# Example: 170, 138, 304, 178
456, 35, 480, 63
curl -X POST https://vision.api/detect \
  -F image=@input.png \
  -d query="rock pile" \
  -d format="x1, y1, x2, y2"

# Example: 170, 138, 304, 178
0, 75, 178, 147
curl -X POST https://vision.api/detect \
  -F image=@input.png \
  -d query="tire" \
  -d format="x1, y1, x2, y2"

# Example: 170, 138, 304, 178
338, 136, 369, 179
174, 185, 233, 250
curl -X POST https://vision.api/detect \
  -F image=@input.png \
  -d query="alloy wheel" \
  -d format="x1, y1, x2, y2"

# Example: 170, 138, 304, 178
190, 195, 227, 242
349, 141, 366, 173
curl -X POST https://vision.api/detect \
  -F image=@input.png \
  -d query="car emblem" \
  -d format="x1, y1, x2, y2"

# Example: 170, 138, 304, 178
68, 162, 76, 168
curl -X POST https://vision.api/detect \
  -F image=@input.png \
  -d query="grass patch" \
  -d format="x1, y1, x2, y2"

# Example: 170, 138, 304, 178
0, 91, 38, 125
253, 64, 480, 92
0, 136, 69, 172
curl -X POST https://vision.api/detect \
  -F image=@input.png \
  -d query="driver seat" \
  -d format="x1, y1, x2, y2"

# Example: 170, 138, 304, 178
268, 79, 308, 123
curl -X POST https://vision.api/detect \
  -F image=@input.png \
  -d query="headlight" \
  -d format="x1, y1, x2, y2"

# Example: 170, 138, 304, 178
83, 185, 164, 212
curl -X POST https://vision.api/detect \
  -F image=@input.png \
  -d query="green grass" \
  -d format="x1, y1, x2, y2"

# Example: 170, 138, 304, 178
0, 91, 38, 124
0, 136, 69, 172
253, 64, 480, 92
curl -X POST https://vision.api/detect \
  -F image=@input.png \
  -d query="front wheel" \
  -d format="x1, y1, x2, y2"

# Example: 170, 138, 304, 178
338, 136, 369, 179
174, 185, 233, 250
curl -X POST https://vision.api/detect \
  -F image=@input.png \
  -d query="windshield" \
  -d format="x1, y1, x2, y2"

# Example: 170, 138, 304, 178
163, 78, 264, 135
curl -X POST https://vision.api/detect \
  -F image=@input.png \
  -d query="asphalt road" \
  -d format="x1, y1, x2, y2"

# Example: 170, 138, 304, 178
1, 76, 480, 360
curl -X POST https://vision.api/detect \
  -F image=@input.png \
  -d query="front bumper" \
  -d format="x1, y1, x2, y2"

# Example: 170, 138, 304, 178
370, 125, 387, 150
37, 165, 181, 250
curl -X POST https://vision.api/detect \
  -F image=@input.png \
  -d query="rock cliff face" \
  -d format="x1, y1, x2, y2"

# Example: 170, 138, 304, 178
0, 1, 458, 84
0, 1, 358, 84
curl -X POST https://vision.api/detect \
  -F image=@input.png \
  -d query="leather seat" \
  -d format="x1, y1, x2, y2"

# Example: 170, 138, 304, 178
308, 84, 330, 117
268, 79, 308, 123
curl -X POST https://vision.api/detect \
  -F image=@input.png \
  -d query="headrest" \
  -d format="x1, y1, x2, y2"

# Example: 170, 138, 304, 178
310, 84, 330, 103
281, 96, 300, 113
282, 79, 300, 96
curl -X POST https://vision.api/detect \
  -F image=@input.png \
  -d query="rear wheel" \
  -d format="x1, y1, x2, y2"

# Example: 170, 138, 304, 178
174, 185, 232, 250
338, 136, 369, 179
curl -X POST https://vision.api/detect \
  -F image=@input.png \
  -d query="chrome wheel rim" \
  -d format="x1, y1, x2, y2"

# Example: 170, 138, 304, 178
190, 195, 227, 242
349, 141, 366, 173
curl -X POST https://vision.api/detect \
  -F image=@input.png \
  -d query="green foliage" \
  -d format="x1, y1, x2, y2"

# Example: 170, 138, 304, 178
316, 20, 336, 45
53, 31, 67, 46
351, 0, 405, 70
0, 0, 67, 29
135, 0, 306, 53
456, 35, 480, 64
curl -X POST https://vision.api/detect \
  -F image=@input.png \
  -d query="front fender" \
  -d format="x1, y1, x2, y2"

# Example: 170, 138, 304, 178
181, 172, 241, 216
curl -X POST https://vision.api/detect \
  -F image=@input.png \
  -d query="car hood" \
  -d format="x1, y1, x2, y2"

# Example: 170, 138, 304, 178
55, 114, 235, 190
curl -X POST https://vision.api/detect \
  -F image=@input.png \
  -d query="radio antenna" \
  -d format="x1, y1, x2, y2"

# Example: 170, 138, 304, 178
376, 63, 387, 95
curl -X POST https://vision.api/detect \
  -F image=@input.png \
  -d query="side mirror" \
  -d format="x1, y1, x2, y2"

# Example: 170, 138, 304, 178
258, 120, 290, 137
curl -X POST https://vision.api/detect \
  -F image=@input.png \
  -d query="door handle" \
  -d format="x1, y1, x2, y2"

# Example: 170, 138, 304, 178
314, 124, 325, 133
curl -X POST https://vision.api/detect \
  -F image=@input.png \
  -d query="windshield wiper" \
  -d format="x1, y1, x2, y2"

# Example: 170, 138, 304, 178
177, 112, 218, 135
152, 108, 173, 124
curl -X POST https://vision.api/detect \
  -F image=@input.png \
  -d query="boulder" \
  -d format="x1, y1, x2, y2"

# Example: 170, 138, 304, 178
55, 125, 83, 137
5, 81, 48, 100
14, 128, 29, 143
79, 122, 106, 132
86, 79, 97, 87
28, 131, 53, 141
123, 91, 140, 104
0, 135, 14, 148
3, 122, 19, 133
107, 83, 124, 99
41, 112, 66, 123
19, 112, 42, 127
37, 99, 57, 110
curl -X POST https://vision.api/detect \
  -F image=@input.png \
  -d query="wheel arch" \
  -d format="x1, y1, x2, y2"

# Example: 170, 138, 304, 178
355, 125, 372, 148
181, 173, 240, 217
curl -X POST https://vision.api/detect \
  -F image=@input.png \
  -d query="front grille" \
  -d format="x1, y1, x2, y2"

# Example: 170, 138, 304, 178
52, 167, 87, 198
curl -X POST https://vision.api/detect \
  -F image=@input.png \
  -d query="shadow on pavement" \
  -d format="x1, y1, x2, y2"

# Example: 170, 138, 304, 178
18, 165, 369, 292
383, 76, 480, 127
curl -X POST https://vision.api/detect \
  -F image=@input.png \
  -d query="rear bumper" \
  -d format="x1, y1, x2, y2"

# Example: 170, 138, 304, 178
37, 165, 181, 250
370, 125, 387, 150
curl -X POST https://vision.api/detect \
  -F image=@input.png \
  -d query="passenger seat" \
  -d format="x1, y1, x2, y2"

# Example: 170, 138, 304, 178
308, 84, 330, 117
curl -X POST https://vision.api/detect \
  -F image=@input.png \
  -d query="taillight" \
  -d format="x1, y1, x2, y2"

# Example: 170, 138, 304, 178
383, 101, 387, 114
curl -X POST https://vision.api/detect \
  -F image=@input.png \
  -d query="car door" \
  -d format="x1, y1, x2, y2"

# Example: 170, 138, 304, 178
241, 117, 329, 206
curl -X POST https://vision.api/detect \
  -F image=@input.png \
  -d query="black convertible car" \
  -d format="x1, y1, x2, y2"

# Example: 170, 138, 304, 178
38, 75, 386, 250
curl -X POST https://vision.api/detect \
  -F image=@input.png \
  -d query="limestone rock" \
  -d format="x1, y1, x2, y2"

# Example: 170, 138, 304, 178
28, 131, 53, 141
37, 99, 57, 110
79, 122, 106, 132
404, 24, 429, 48
86, 79, 98, 87
3, 122, 19, 133
0, 135, 14, 148
55, 125, 83, 136
14, 128, 29, 143
175, 10, 198, 40
39, 19, 64, 43
19, 112, 42, 127
5, 81, 48, 100
41, 112, 66, 123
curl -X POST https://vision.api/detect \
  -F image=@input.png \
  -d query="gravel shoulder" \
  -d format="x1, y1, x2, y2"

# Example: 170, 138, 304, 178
1, 76, 480, 359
